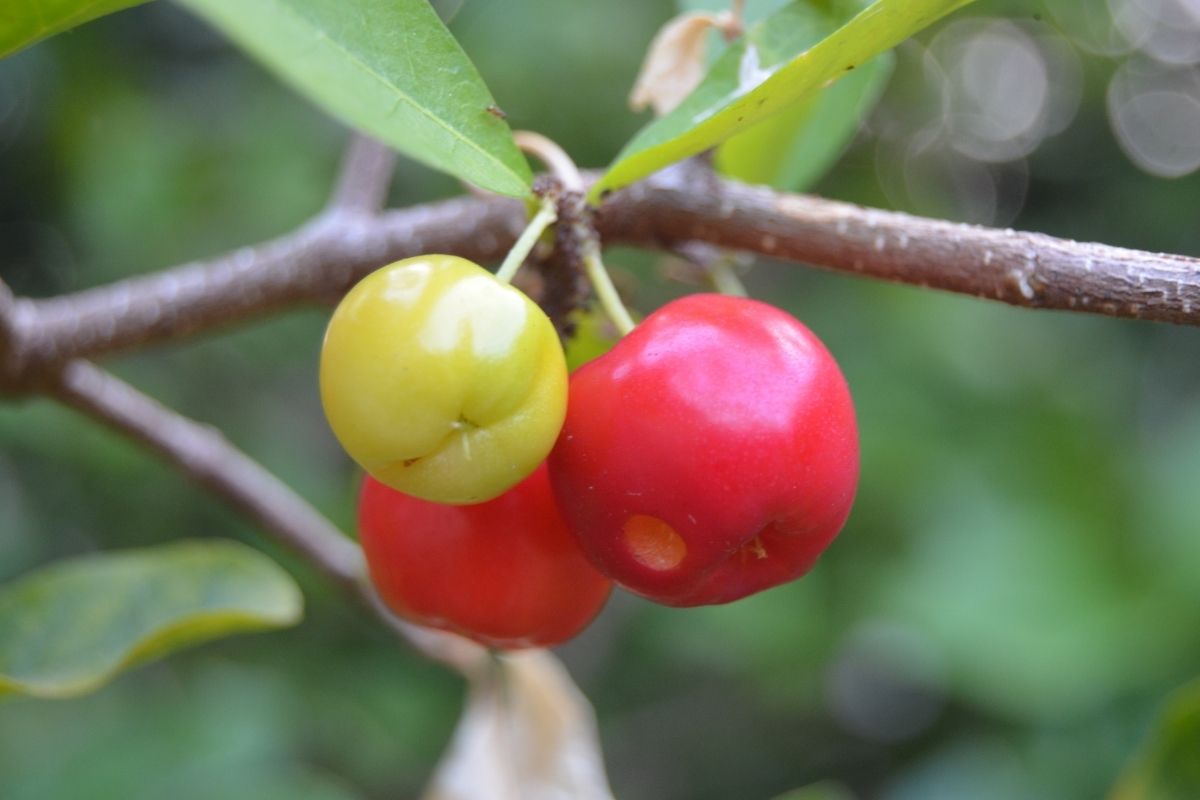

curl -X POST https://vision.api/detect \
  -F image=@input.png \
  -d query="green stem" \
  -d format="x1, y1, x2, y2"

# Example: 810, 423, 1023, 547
582, 244, 636, 336
494, 198, 557, 285
709, 258, 748, 297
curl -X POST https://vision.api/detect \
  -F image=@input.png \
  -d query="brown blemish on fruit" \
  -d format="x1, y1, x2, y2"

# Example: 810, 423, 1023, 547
623, 515, 687, 571
747, 535, 767, 559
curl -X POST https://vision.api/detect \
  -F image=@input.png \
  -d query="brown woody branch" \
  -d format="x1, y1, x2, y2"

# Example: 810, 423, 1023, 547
602, 164, 1200, 325
1, 163, 1197, 395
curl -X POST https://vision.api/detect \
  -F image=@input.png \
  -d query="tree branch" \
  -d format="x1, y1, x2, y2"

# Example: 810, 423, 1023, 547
601, 164, 1200, 325
0, 196, 527, 389
2, 164, 1197, 393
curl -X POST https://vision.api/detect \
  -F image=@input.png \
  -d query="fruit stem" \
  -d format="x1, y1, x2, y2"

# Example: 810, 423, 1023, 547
582, 243, 636, 336
494, 197, 557, 285
709, 258, 748, 297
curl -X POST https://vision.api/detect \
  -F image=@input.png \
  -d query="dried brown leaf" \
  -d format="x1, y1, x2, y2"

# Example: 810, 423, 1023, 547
423, 650, 614, 800
630, 11, 733, 116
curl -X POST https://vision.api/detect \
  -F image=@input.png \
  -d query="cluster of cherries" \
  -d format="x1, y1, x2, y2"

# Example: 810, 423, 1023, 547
320, 254, 859, 649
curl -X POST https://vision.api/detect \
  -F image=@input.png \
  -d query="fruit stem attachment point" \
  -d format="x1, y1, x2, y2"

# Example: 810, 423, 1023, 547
582, 243, 636, 336
494, 197, 557, 285
512, 130, 632, 334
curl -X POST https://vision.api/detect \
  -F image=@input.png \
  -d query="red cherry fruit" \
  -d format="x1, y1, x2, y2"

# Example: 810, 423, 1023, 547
549, 294, 858, 607
359, 464, 612, 649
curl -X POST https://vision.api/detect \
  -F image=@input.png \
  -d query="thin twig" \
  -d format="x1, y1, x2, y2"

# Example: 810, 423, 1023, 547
672, 241, 750, 296
50, 360, 364, 590
45, 359, 490, 671
327, 133, 397, 215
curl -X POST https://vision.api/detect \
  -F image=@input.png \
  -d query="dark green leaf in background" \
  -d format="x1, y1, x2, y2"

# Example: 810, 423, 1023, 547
178, 0, 532, 197
0, 540, 303, 699
0, 0, 153, 58
1111, 680, 1200, 800
594, 0, 975, 199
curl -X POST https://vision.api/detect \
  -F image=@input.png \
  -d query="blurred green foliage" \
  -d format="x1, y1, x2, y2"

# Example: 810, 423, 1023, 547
1, 1, 1199, 798
0, 540, 302, 698
1112, 680, 1200, 800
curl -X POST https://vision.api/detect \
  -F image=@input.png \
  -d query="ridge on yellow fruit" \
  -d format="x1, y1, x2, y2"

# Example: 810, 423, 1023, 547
320, 255, 568, 505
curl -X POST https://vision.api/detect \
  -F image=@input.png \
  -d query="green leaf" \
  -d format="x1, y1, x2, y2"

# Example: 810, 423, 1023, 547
677, 0, 794, 25
0, 540, 303, 699
0, 0, 152, 59
594, 0, 975, 200
178, 0, 532, 198
716, 47, 892, 190
682, 1, 895, 192
1111, 680, 1200, 800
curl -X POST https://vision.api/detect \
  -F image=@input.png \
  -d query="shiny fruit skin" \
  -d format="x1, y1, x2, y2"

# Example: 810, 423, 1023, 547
358, 464, 613, 649
549, 294, 858, 607
320, 255, 568, 505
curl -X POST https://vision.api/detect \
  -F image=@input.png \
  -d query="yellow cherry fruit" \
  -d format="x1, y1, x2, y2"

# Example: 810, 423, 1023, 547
320, 255, 568, 504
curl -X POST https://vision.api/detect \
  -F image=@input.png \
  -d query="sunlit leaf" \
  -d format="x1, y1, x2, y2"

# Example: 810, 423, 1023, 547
716, 48, 891, 190
178, 0, 532, 197
677, 1, 893, 190
0, 540, 302, 699
0, 0, 152, 58
1111, 680, 1200, 800
423, 650, 614, 800
594, 0, 975, 199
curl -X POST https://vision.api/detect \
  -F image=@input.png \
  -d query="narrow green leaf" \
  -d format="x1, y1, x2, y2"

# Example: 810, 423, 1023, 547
678, 2, 887, 191
1111, 680, 1200, 800
716, 49, 892, 190
0, 0, 152, 59
0, 540, 303, 699
594, 0, 975, 200
178, 0, 532, 198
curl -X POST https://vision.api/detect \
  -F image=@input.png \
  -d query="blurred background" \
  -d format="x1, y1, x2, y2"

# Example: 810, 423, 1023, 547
2, 0, 1199, 797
